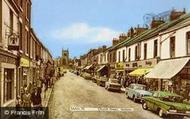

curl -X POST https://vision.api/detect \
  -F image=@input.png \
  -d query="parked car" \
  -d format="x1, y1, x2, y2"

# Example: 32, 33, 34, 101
125, 83, 152, 102
142, 91, 190, 118
82, 72, 92, 80
105, 78, 121, 92
92, 75, 98, 83
96, 76, 108, 86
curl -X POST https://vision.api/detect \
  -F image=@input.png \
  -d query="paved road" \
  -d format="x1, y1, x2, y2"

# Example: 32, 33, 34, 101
49, 72, 161, 119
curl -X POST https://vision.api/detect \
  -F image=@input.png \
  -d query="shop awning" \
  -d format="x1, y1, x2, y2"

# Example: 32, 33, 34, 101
84, 64, 93, 70
145, 57, 190, 79
97, 65, 106, 72
129, 67, 152, 77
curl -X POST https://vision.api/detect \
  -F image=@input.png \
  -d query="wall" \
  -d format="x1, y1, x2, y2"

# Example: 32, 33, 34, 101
160, 25, 190, 59
116, 46, 127, 62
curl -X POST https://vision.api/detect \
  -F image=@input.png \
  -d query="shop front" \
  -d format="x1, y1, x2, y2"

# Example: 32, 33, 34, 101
115, 62, 125, 76
145, 57, 190, 98
19, 57, 30, 90
128, 67, 152, 84
0, 50, 18, 107
96, 64, 109, 77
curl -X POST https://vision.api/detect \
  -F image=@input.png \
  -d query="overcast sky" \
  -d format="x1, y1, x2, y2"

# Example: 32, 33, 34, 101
31, 0, 190, 58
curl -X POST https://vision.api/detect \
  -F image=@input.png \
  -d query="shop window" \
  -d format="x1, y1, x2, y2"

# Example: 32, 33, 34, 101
4, 69, 14, 103
170, 36, 175, 58
187, 31, 190, 55
154, 40, 158, 58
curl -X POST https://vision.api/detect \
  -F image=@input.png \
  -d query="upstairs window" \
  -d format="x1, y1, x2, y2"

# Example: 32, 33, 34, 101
154, 40, 158, 58
128, 48, 131, 62
118, 51, 121, 62
144, 43, 147, 60
122, 50, 125, 62
187, 32, 190, 55
135, 46, 138, 60
170, 36, 175, 58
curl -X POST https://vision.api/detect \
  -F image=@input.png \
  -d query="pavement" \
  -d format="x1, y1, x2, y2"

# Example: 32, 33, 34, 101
48, 72, 163, 119
42, 87, 53, 107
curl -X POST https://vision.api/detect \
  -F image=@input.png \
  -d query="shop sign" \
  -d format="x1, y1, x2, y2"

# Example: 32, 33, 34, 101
146, 61, 152, 66
115, 63, 124, 70
20, 57, 29, 67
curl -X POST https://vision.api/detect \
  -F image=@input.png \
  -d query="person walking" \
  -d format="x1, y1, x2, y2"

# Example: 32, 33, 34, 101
22, 89, 31, 107
31, 87, 42, 110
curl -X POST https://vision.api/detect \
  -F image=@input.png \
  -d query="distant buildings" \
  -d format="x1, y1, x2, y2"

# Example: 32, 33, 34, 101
61, 49, 69, 66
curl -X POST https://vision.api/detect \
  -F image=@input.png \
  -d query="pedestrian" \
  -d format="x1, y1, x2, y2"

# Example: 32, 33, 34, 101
31, 87, 42, 110
15, 95, 22, 109
22, 89, 31, 107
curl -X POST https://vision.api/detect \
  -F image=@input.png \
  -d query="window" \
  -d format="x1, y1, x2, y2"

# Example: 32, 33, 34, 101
170, 36, 175, 58
25, 30, 28, 53
144, 43, 147, 60
135, 46, 138, 60
113, 52, 116, 62
10, 9, 13, 34
118, 51, 121, 62
20, 0, 23, 8
19, 22, 22, 50
4, 69, 14, 102
122, 50, 125, 62
128, 48, 131, 61
154, 40, 158, 58
26, 3, 30, 19
187, 32, 190, 55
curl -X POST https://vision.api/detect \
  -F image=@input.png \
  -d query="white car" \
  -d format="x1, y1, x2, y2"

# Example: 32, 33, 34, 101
105, 78, 122, 92
125, 83, 152, 102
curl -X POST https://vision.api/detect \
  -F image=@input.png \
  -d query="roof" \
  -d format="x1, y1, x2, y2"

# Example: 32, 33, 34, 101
109, 13, 190, 51
145, 57, 190, 79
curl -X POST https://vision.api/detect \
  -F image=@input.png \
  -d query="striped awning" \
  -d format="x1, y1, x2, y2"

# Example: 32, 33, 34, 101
145, 57, 190, 79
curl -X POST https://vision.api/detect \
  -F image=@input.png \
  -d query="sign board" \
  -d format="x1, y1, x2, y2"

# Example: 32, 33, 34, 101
20, 57, 29, 67
115, 63, 124, 70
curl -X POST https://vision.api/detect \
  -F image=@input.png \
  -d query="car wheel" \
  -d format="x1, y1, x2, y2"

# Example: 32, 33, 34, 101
142, 102, 148, 110
158, 109, 164, 117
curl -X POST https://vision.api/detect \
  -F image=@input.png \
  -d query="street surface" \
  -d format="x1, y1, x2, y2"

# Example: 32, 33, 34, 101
49, 72, 161, 119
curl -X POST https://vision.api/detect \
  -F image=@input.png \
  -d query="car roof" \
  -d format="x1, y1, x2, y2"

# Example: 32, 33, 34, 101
153, 91, 182, 98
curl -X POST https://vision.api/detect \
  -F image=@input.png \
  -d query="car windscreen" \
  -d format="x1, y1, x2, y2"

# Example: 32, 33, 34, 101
111, 79, 118, 83
134, 85, 146, 90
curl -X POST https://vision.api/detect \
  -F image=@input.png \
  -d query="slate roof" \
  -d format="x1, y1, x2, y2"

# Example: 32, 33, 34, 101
109, 13, 190, 51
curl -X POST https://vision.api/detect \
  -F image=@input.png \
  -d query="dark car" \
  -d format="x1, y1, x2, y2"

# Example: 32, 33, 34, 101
96, 76, 108, 86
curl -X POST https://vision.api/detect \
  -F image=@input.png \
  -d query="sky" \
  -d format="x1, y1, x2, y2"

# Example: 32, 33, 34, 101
31, 0, 190, 58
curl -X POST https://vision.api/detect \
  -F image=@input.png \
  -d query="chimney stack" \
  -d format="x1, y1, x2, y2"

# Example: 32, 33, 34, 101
119, 33, 128, 42
169, 9, 186, 21
112, 38, 120, 46
150, 17, 165, 29
134, 25, 148, 35
127, 27, 134, 38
